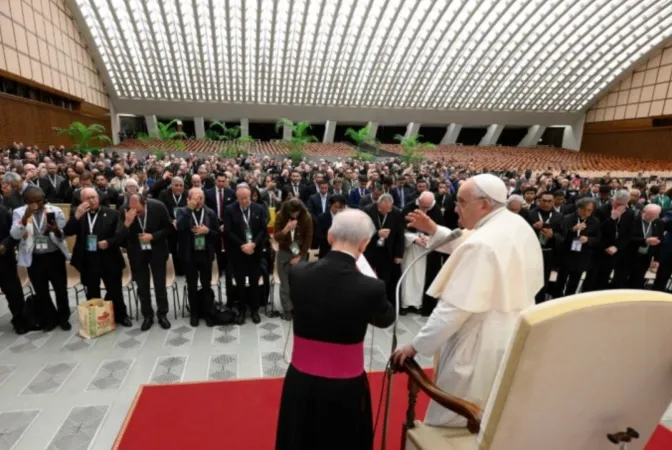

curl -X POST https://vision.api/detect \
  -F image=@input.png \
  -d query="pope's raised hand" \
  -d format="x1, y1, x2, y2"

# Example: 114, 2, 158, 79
406, 210, 437, 236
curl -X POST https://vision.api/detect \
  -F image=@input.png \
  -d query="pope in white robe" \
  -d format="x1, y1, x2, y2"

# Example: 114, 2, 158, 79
392, 174, 544, 427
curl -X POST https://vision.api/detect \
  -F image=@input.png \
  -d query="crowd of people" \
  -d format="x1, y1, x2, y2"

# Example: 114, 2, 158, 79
0, 141, 670, 336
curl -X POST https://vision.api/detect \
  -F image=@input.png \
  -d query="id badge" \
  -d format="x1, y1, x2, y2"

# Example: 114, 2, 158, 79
377, 237, 386, 247
141, 241, 152, 251
194, 236, 206, 251
440, 207, 446, 215
245, 229, 253, 243
35, 236, 48, 251
245, 276, 250, 287
173, 207, 179, 218
538, 234, 548, 246
571, 239, 582, 252
289, 241, 300, 256
638, 245, 649, 255
87, 235, 97, 252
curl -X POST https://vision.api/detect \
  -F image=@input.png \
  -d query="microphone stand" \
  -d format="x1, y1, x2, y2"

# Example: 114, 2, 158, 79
380, 239, 437, 450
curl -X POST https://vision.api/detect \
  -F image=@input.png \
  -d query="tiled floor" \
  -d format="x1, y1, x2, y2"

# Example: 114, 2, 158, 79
0, 278, 432, 450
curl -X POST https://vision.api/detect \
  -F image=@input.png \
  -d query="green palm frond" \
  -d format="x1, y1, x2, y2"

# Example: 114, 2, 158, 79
52, 122, 111, 152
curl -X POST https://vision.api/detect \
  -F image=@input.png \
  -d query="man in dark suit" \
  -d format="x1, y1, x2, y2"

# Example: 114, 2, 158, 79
306, 180, 331, 217
626, 204, 664, 289
224, 184, 269, 325
316, 195, 347, 259
348, 175, 370, 208
584, 189, 635, 291
95, 173, 121, 208
275, 208, 394, 450
71, 172, 110, 211
176, 188, 219, 327
393, 177, 409, 209
359, 183, 383, 210
363, 194, 404, 303
116, 194, 173, 331
64, 188, 132, 327
23, 163, 56, 204
435, 181, 459, 229
205, 173, 236, 304
42, 162, 64, 204
0, 203, 28, 334
653, 208, 672, 292
158, 176, 188, 275
282, 170, 306, 203
2, 172, 25, 211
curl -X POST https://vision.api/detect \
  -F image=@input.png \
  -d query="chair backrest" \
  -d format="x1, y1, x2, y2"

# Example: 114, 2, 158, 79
211, 257, 219, 284
121, 253, 132, 286
17, 265, 31, 288
479, 290, 672, 450
165, 255, 175, 287
65, 263, 81, 289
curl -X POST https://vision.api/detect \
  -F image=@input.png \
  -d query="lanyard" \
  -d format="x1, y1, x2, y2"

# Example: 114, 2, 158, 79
554, 206, 561, 213
173, 194, 182, 205
293, 184, 299, 195
34, 210, 46, 235
48, 176, 58, 189
378, 214, 387, 229
642, 220, 652, 238
136, 211, 148, 233
538, 211, 552, 224
290, 228, 296, 242
240, 206, 251, 228
576, 218, 586, 237
87, 211, 99, 234
191, 209, 205, 226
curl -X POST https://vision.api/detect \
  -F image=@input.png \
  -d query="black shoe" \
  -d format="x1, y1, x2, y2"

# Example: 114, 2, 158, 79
399, 308, 408, 316
141, 317, 154, 331
158, 316, 171, 330
13, 323, 28, 335
236, 313, 245, 325
251, 311, 261, 324
282, 311, 293, 321
59, 320, 72, 331
190, 315, 199, 327
43, 320, 57, 332
117, 317, 133, 328
204, 316, 215, 327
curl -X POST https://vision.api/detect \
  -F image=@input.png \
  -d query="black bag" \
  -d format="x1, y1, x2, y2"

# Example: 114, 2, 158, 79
22, 294, 43, 329
198, 287, 235, 327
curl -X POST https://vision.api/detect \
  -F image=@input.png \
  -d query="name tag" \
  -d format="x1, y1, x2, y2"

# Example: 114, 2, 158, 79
638, 245, 649, 255
440, 207, 446, 215
289, 241, 300, 256
194, 236, 206, 251
538, 234, 548, 246
571, 239, 582, 252
35, 236, 48, 251
87, 235, 97, 252
245, 229, 253, 243
245, 276, 250, 287
141, 242, 152, 251
377, 237, 386, 247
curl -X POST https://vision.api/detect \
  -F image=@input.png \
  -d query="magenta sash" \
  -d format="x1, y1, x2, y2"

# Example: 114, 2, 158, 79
291, 336, 364, 379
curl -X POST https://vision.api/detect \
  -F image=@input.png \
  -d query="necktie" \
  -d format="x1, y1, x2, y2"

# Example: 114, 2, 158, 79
294, 185, 299, 196
218, 189, 224, 218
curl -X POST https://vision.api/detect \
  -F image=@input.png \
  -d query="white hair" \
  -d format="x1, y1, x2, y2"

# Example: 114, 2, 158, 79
377, 193, 393, 204
171, 176, 184, 186
2, 172, 21, 183
613, 189, 630, 202
236, 182, 251, 193
329, 209, 376, 246
644, 203, 662, 215
507, 194, 524, 206
125, 178, 139, 191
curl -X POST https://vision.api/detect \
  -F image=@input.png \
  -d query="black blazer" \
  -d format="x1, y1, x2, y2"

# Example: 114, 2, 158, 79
2, 190, 23, 211
628, 216, 664, 260
57, 180, 76, 204
281, 183, 306, 202
306, 193, 330, 216
175, 206, 219, 262
38, 177, 61, 203
71, 188, 111, 213
435, 193, 459, 229
527, 207, 567, 253
316, 211, 333, 259
97, 187, 121, 209
595, 204, 635, 252
116, 199, 173, 261
289, 251, 395, 344
205, 187, 236, 220
158, 189, 188, 220
363, 204, 404, 260
0, 204, 18, 269
63, 206, 125, 274
560, 212, 601, 272
223, 202, 269, 261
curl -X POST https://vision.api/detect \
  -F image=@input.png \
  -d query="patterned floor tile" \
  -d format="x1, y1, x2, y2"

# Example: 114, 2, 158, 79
46, 405, 108, 450
0, 365, 18, 389
0, 410, 40, 450
21, 362, 78, 396
113, 327, 150, 349
60, 334, 97, 353
207, 354, 238, 381
86, 359, 134, 392
149, 356, 187, 384
4, 332, 54, 354
364, 345, 389, 372
211, 325, 239, 346
258, 320, 284, 344
261, 351, 289, 378
163, 325, 194, 348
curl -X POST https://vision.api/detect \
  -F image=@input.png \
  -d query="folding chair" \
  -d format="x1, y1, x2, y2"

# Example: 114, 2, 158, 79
121, 253, 137, 320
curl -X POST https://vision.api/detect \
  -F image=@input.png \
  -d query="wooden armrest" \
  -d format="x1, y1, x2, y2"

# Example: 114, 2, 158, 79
398, 358, 482, 434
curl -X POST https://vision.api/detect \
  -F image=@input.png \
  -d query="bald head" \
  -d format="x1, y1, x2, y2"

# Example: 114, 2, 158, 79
418, 191, 435, 211
643, 203, 661, 222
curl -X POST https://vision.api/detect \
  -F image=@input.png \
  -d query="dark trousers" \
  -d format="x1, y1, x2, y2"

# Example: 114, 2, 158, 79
185, 255, 213, 317
585, 253, 617, 291
535, 250, 555, 303
369, 251, 394, 304
131, 252, 168, 318
0, 260, 26, 327
27, 251, 69, 323
217, 250, 236, 307
232, 258, 261, 313
626, 255, 652, 289
168, 232, 184, 276
654, 257, 672, 292
556, 268, 583, 297
82, 261, 128, 321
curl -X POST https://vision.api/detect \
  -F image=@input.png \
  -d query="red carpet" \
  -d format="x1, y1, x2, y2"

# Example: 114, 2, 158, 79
114, 371, 672, 450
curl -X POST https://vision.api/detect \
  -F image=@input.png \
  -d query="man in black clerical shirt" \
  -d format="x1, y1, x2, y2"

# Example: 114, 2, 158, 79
117, 194, 173, 331
95, 173, 121, 208
176, 188, 219, 327
42, 162, 64, 203
64, 188, 132, 327
527, 191, 566, 303
0, 203, 27, 334
159, 176, 188, 275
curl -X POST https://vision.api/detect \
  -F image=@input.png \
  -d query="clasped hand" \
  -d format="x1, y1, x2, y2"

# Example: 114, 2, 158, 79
241, 243, 255, 255
192, 224, 209, 235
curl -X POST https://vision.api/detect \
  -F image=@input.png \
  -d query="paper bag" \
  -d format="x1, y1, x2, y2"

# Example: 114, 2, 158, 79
78, 299, 116, 339
267, 206, 277, 234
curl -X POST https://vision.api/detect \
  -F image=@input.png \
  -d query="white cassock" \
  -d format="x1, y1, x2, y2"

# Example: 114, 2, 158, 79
401, 230, 428, 309
412, 207, 543, 427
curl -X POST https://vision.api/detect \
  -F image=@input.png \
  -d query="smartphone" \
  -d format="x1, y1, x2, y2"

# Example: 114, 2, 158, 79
46, 212, 56, 224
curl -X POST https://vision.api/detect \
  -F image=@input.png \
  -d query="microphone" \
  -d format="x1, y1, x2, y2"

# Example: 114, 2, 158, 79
425, 228, 463, 252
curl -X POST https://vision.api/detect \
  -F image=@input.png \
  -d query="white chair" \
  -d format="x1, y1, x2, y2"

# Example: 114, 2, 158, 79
398, 290, 672, 450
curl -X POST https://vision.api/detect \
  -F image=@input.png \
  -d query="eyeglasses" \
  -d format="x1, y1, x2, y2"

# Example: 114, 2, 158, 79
456, 197, 487, 207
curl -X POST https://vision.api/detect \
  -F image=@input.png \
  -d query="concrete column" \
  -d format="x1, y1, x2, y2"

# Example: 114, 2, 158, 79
366, 121, 379, 138
283, 122, 292, 141
240, 118, 249, 138
404, 122, 421, 139
194, 117, 205, 139
479, 124, 504, 146
323, 120, 337, 143
110, 104, 120, 145
518, 125, 547, 147
440, 124, 462, 145
562, 115, 586, 151
145, 115, 158, 136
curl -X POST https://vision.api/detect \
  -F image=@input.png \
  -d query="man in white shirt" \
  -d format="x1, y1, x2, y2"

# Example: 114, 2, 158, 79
392, 174, 544, 427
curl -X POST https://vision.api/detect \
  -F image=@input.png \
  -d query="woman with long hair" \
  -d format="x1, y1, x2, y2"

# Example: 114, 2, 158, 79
273, 198, 313, 321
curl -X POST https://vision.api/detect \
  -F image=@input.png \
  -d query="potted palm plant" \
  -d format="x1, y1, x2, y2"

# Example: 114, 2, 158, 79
394, 133, 435, 165
275, 118, 318, 164
137, 119, 187, 154
52, 122, 112, 154
209, 121, 254, 157
345, 124, 378, 161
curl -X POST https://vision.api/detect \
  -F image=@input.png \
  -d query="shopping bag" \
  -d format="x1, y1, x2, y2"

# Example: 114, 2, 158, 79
267, 206, 277, 235
78, 299, 116, 339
